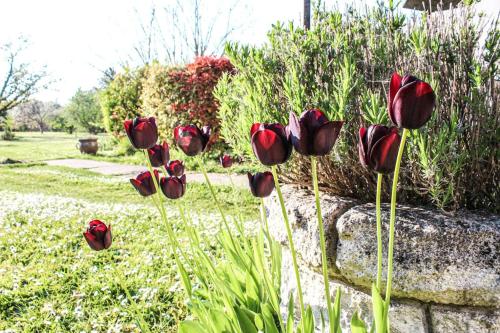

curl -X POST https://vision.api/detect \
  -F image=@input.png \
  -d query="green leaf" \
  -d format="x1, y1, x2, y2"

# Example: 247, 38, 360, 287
350, 312, 367, 333
303, 305, 315, 333
176, 258, 192, 297
371, 284, 385, 333
286, 292, 295, 333
179, 320, 205, 333
254, 313, 264, 331
261, 303, 280, 333
333, 286, 342, 333
234, 306, 258, 333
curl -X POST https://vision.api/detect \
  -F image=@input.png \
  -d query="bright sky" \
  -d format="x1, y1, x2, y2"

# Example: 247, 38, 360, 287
1, 0, 497, 103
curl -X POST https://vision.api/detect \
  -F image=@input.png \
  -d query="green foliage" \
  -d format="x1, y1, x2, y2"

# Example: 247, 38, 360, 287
216, 3, 499, 212
102, 58, 233, 152
99, 67, 146, 135
50, 114, 75, 134
1, 116, 16, 140
65, 89, 104, 134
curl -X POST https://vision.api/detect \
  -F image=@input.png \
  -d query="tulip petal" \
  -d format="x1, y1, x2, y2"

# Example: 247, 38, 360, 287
250, 123, 262, 137
104, 225, 112, 249
248, 172, 274, 197
84, 231, 105, 251
289, 111, 310, 155
370, 131, 401, 174
312, 121, 343, 156
392, 80, 435, 129
358, 127, 369, 168
388, 72, 402, 125
300, 109, 329, 132
251, 129, 287, 166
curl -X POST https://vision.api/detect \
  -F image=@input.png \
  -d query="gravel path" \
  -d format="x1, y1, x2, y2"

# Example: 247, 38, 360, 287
45, 159, 248, 187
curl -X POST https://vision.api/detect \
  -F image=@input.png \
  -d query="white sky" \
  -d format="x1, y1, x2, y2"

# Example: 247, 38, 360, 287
0, 0, 497, 104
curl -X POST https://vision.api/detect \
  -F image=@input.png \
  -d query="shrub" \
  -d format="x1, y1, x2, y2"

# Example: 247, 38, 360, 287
99, 67, 146, 136
143, 57, 234, 143
215, 3, 499, 212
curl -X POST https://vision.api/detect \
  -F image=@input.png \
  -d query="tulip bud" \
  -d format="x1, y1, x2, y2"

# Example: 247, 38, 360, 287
160, 175, 187, 199
166, 160, 185, 177
247, 172, 275, 197
389, 72, 436, 129
220, 154, 233, 168
250, 123, 292, 166
83, 220, 112, 251
288, 109, 343, 156
174, 125, 210, 156
358, 125, 401, 174
130, 170, 159, 196
123, 117, 158, 149
148, 141, 170, 167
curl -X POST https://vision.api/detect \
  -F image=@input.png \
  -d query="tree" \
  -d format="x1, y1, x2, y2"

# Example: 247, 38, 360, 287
129, 0, 248, 65
0, 38, 47, 121
65, 89, 104, 134
13, 100, 59, 134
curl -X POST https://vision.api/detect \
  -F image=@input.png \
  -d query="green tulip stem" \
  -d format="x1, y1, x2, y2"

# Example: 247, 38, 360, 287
143, 154, 191, 297
260, 197, 271, 243
376, 172, 383, 291
311, 156, 335, 333
384, 128, 409, 329
271, 165, 306, 331
197, 157, 236, 244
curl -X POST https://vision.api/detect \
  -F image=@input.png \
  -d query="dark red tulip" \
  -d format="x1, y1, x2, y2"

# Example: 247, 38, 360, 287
220, 154, 233, 168
359, 125, 401, 174
166, 160, 185, 177
247, 172, 275, 198
250, 123, 292, 166
130, 170, 159, 197
389, 72, 436, 129
123, 117, 158, 149
288, 109, 343, 156
83, 220, 112, 251
174, 125, 210, 156
160, 175, 187, 199
148, 141, 170, 167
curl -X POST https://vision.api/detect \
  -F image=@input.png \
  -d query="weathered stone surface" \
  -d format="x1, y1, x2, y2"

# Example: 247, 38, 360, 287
280, 249, 428, 333
336, 204, 500, 307
265, 185, 355, 267
430, 305, 500, 332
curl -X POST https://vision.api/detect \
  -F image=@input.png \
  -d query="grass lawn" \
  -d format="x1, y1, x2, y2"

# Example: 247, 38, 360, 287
0, 160, 259, 331
0, 131, 261, 174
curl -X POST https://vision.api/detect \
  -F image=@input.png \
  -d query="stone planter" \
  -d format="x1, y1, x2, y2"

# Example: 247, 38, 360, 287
265, 184, 500, 332
77, 138, 98, 155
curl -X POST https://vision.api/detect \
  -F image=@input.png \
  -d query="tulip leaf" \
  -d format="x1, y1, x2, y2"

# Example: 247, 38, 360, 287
351, 311, 368, 333
261, 303, 280, 333
333, 286, 342, 333
234, 306, 258, 333
371, 284, 385, 333
179, 320, 205, 333
176, 258, 192, 297
286, 292, 295, 333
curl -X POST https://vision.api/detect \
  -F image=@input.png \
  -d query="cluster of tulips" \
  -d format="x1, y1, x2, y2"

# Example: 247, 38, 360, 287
83, 71, 435, 333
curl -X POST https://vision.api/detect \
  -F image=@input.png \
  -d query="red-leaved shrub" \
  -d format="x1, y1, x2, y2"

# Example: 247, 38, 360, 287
167, 56, 234, 143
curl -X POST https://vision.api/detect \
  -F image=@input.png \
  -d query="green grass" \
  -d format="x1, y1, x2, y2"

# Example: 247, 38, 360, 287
0, 162, 258, 332
0, 131, 262, 174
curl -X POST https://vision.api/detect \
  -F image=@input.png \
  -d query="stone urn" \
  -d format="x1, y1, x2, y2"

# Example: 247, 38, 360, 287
77, 138, 99, 155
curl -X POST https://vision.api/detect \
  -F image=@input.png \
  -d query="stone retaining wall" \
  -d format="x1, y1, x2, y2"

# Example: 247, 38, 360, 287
265, 185, 500, 332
